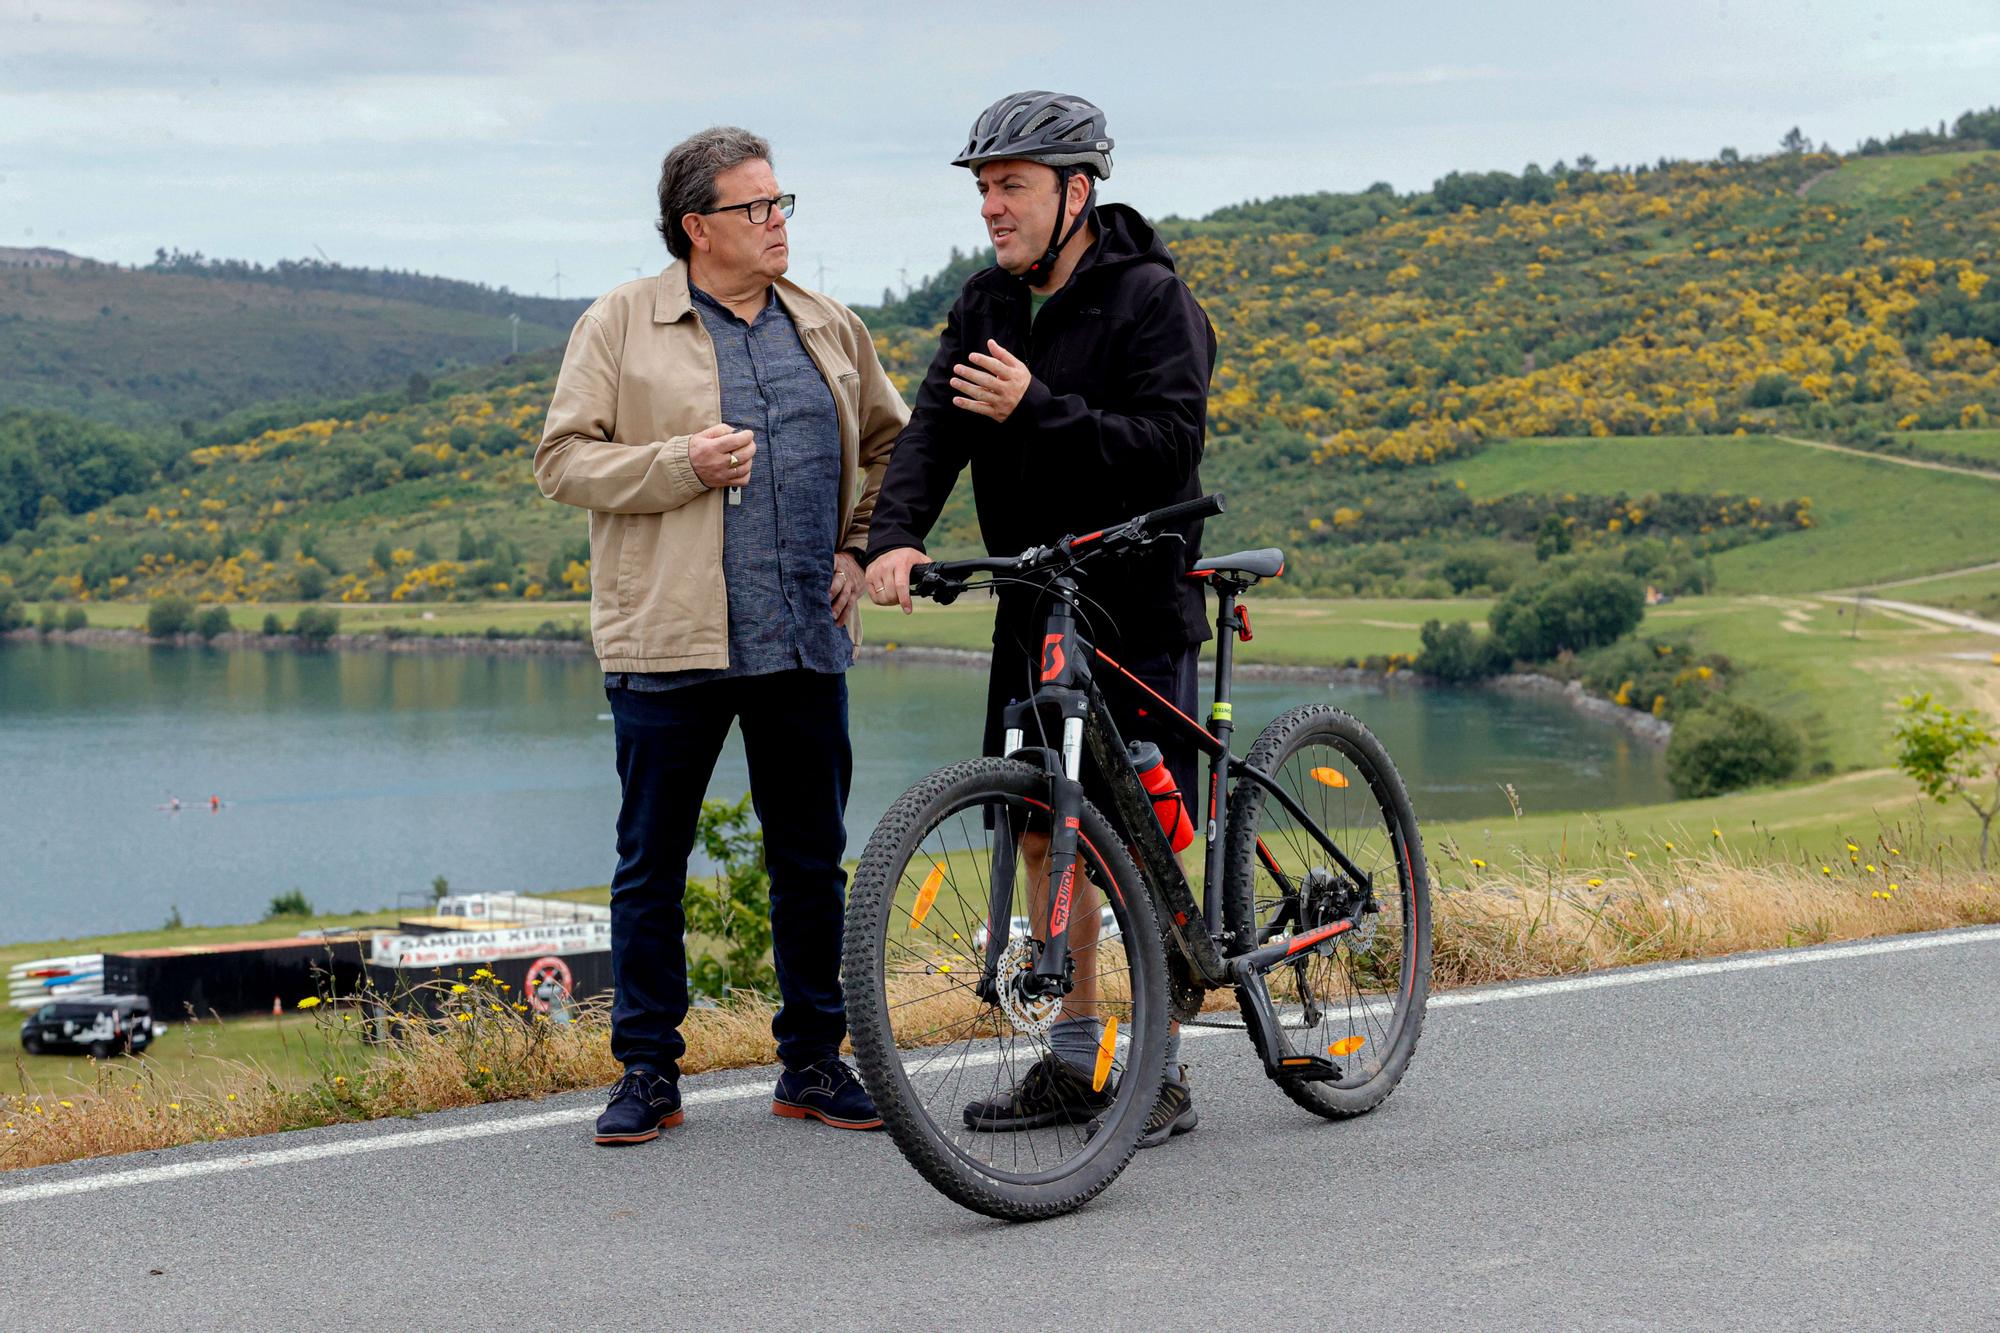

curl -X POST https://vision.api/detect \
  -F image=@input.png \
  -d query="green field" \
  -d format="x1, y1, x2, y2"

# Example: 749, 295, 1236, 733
1445, 436, 2000, 592
1896, 429, 2000, 464
1879, 567, 2000, 619
860, 593, 1487, 663
1806, 149, 2000, 203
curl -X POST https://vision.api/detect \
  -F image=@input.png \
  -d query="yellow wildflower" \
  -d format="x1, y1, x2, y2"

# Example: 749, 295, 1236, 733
297, 996, 321, 1009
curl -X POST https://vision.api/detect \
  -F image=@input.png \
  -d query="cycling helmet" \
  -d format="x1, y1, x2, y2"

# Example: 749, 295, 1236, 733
952, 90, 1114, 179
954, 91, 1113, 283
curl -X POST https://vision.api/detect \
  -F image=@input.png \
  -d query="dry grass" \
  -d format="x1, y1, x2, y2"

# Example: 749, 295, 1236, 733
6, 843, 1996, 1176
1431, 833, 1999, 987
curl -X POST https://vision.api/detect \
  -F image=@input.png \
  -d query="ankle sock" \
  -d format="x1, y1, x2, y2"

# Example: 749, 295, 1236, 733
1048, 1016, 1102, 1077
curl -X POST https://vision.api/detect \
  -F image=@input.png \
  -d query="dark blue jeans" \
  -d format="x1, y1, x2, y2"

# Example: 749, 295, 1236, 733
604, 669, 852, 1078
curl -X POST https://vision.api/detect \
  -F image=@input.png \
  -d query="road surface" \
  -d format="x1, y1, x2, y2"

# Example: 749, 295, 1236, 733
4, 927, 1998, 1331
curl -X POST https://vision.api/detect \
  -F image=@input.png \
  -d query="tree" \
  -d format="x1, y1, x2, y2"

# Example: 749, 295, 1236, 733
1780, 126, 1809, 154
1533, 515, 1572, 562
1893, 694, 1999, 867
194, 605, 232, 641
682, 795, 776, 999
146, 596, 194, 638
1417, 619, 1508, 682
1490, 569, 1644, 662
293, 607, 340, 644
1665, 702, 1802, 798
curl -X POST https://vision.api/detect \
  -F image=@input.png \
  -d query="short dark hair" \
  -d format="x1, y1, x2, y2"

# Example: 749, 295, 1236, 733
655, 126, 772, 260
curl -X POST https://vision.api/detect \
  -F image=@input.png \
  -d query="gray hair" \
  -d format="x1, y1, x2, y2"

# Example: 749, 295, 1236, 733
656, 126, 772, 260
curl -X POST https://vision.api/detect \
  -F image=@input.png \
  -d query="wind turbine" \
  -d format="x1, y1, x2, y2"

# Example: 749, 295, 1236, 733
508, 312, 520, 355
547, 261, 566, 300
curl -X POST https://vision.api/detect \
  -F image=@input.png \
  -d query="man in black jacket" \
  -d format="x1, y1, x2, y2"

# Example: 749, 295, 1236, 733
864, 91, 1216, 1148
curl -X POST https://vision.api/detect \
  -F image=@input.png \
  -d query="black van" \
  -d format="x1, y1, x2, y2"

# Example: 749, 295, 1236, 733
19, 995, 156, 1057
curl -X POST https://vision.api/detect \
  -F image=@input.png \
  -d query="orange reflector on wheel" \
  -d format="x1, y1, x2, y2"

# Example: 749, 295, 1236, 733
1329, 1035, 1365, 1057
908, 864, 945, 931
1309, 766, 1349, 789
1093, 1017, 1118, 1092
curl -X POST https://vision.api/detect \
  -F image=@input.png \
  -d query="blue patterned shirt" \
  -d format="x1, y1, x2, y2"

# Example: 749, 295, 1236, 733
606, 284, 847, 692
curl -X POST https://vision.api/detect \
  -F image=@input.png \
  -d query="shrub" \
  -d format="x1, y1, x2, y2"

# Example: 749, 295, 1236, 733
194, 605, 233, 641
1666, 702, 1802, 798
1490, 568, 1645, 662
266, 888, 315, 919
62, 606, 87, 631
295, 563, 328, 601
684, 795, 775, 999
1417, 619, 1509, 682
292, 607, 340, 644
38, 602, 59, 633
262, 612, 283, 635
146, 596, 195, 638
0, 590, 24, 632
1575, 636, 1728, 720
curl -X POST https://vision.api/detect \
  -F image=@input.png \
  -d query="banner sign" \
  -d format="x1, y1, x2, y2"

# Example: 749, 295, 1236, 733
371, 922, 612, 967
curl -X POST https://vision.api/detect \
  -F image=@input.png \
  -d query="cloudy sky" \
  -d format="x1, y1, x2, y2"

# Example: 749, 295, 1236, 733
3, 0, 1997, 306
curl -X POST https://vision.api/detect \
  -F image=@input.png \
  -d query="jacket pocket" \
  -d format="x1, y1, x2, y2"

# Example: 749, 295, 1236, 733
615, 513, 651, 614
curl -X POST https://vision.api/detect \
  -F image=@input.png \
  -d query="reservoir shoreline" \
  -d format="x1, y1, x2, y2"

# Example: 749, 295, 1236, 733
5, 625, 1672, 744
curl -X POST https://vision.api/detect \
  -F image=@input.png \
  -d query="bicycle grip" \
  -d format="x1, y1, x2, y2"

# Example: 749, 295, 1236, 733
1141, 493, 1225, 530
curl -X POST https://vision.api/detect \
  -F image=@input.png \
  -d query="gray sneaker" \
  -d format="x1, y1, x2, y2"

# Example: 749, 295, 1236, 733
1088, 1067, 1198, 1149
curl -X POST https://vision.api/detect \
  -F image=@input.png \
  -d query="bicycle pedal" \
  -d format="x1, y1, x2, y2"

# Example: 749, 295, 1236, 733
1271, 1055, 1343, 1084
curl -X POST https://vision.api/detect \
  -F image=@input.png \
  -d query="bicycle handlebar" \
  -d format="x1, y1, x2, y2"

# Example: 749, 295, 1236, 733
911, 493, 1225, 602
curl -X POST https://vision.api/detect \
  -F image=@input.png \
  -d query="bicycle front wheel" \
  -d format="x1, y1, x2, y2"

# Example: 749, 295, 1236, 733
843, 758, 1169, 1221
1223, 705, 1432, 1119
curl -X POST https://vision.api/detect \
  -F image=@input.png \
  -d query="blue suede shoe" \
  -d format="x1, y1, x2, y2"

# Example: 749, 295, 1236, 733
772, 1058, 884, 1131
594, 1069, 682, 1145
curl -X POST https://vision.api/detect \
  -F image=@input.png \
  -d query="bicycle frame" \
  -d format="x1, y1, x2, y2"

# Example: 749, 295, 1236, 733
981, 573, 1378, 1008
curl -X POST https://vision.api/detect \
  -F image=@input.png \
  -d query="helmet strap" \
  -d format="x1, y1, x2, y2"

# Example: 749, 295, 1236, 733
1018, 167, 1093, 286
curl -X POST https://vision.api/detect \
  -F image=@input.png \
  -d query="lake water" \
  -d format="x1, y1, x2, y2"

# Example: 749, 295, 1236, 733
0, 640, 1671, 943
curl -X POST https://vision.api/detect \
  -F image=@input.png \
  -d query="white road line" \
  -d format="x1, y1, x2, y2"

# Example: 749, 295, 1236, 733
4, 924, 1997, 1207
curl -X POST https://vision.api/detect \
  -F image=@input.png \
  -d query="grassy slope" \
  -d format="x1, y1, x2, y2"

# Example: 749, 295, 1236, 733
1897, 429, 2000, 463
0, 265, 575, 431
1807, 149, 2000, 203
1444, 435, 2000, 591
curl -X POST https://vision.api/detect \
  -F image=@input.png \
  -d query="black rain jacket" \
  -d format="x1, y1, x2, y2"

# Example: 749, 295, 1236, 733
864, 203, 1218, 655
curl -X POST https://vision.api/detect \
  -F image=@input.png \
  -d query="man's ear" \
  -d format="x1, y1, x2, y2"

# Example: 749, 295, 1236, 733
683, 213, 709, 254
1066, 173, 1092, 225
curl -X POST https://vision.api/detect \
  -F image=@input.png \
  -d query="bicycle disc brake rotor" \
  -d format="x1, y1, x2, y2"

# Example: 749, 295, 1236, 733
994, 938, 1062, 1036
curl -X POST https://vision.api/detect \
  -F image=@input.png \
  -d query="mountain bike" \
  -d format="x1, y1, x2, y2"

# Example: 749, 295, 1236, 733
842, 494, 1432, 1220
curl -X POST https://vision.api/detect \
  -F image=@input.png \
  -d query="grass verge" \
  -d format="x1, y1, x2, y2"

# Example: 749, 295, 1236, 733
6, 843, 1994, 1176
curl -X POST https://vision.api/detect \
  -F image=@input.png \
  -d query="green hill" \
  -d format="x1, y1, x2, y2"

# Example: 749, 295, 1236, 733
0, 253, 585, 432
4, 111, 1999, 613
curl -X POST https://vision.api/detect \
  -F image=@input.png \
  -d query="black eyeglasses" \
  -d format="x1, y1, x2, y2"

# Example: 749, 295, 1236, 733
697, 193, 795, 225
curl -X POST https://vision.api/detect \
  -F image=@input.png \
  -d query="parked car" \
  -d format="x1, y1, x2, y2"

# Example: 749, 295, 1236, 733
19, 995, 156, 1058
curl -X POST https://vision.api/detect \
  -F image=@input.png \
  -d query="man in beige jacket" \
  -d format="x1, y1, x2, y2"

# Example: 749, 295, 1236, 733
535, 126, 907, 1146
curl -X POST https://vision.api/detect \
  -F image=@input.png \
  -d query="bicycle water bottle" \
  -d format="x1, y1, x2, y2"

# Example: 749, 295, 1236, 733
1128, 740, 1195, 852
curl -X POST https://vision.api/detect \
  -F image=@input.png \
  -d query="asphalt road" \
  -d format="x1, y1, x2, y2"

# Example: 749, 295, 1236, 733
4, 927, 1998, 1332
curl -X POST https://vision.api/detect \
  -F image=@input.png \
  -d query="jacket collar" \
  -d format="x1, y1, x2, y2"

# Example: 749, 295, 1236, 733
652, 261, 829, 330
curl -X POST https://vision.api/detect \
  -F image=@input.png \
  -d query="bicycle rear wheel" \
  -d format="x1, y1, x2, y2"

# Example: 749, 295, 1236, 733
844, 758, 1168, 1220
1223, 705, 1431, 1119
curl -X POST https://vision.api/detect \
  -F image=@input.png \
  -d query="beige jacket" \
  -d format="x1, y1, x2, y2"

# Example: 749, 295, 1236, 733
535, 264, 908, 672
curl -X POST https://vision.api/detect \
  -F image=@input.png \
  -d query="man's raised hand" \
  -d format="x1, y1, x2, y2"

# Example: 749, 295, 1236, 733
950, 340, 1032, 423
688, 423, 756, 490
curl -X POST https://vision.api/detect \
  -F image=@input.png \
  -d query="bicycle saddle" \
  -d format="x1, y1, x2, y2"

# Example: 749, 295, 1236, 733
1189, 548, 1285, 580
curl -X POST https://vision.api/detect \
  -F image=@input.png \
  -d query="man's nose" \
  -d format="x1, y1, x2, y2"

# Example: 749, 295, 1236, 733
980, 194, 1006, 220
